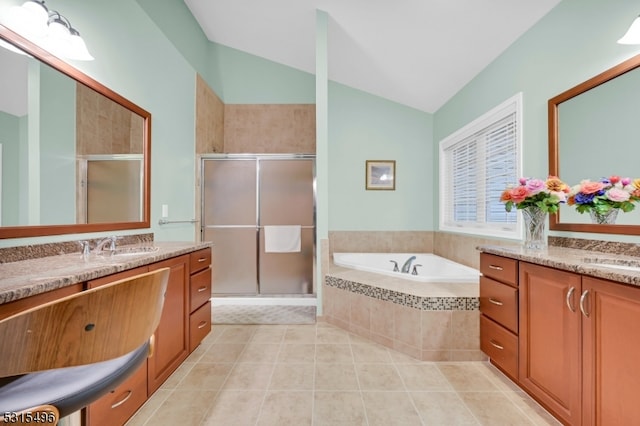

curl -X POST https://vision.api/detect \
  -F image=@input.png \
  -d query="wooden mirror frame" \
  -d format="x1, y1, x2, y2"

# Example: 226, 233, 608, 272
0, 24, 151, 239
548, 53, 640, 236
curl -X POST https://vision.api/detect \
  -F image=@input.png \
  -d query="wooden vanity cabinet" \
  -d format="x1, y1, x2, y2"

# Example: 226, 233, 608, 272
519, 261, 582, 426
147, 254, 190, 395
581, 276, 640, 426
479, 253, 519, 380
188, 248, 212, 352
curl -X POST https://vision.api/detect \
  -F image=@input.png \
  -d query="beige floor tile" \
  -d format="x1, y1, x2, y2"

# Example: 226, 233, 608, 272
316, 344, 354, 363
411, 391, 480, 425
504, 391, 563, 426
176, 362, 233, 391
199, 343, 246, 363
437, 363, 501, 392
237, 343, 281, 363
277, 343, 316, 363
257, 391, 313, 426
223, 362, 275, 390
395, 363, 453, 391
351, 342, 393, 363
251, 327, 287, 343
216, 325, 256, 343
283, 325, 317, 343
269, 363, 314, 390
126, 389, 171, 426
355, 363, 405, 391
201, 390, 264, 426
316, 326, 352, 343
315, 363, 360, 390
314, 391, 367, 425
142, 389, 217, 425
361, 391, 423, 426
159, 361, 195, 389
459, 391, 536, 425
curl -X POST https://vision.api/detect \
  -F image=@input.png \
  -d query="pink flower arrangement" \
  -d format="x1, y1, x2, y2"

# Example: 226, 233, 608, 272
568, 175, 640, 215
500, 176, 570, 214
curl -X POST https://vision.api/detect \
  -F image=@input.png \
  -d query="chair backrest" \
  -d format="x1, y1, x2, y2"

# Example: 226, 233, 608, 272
0, 268, 169, 378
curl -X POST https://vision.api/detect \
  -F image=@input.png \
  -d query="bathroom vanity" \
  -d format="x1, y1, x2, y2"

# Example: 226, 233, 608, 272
0, 241, 212, 426
478, 244, 640, 426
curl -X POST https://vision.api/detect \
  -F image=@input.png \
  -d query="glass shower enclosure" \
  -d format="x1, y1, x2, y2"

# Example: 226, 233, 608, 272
201, 155, 315, 296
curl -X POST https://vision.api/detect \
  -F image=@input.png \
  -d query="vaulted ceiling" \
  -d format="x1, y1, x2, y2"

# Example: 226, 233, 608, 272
184, 0, 562, 113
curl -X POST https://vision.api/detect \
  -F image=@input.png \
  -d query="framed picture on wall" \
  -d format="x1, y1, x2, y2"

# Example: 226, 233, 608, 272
365, 160, 395, 190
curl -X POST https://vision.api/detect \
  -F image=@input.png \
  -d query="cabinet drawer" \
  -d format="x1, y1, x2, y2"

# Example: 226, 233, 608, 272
190, 248, 212, 274
189, 300, 211, 352
480, 276, 518, 334
85, 360, 147, 426
480, 315, 518, 380
190, 267, 212, 312
480, 253, 518, 287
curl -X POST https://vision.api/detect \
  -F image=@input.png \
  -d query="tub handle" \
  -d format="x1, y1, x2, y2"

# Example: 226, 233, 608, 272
411, 264, 422, 275
389, 260, 399, 272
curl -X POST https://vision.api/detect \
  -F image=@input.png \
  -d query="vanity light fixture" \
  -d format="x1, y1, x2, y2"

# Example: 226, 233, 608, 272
617, 14, 640, 44
0, 0, 93, 60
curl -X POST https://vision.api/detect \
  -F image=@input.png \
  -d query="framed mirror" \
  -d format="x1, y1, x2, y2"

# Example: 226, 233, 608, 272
0, 24, 151, 239
549, 53, 640, 235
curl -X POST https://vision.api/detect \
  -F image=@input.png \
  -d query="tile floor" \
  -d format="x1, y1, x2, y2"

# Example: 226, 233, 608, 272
126, 322, 561, 426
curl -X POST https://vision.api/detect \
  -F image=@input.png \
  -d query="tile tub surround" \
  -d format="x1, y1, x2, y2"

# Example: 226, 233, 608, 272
478, 244, 640, 287
0, 241, 212, 304
323, 265, 483, 362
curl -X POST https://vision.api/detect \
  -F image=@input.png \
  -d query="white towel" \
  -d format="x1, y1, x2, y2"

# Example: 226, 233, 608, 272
264, 225, 301, 253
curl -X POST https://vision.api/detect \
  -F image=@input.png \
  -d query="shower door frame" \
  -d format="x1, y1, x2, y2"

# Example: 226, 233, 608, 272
200, 153, 317, 296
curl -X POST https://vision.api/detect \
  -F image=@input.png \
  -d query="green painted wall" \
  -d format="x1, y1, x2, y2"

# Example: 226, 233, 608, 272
329, 82, 434, 230
434, 0, 640, 242
0, 111, 20, 225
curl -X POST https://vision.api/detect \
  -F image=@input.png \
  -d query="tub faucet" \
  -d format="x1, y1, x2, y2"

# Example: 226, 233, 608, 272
94, 236, 117, 254
401, 256, 416, 273
389, 260, 399, 272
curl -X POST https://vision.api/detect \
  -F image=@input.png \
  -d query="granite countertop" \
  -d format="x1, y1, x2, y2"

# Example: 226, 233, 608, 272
478, 245, 640, 287
0, 241, 212, 305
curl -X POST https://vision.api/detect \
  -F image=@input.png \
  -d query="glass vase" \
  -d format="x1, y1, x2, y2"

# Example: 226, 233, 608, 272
589, 208, 619, 225
521, 206, 547, 250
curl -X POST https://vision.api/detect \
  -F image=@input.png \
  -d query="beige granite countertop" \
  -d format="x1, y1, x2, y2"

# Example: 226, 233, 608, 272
478, 245, 640, 287
0, 241, 212, 305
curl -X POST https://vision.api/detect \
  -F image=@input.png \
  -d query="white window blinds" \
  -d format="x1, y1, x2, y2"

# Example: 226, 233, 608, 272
439, 93, 522, 238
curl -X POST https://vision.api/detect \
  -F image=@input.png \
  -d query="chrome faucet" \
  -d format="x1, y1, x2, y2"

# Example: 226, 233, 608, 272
94, 236, 117, 254
389, 260, 399, 272
401, 256, 416, 273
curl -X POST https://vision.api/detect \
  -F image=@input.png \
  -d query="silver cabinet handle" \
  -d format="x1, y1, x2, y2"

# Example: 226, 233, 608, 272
111, 390, 133, 409
198, 257, 207, 263
580, 290, 590, 317
566, 286, 576, 312
488, 298, 503, 306
488, 265, 503, 271
489, 340, 504, 350
198, 320, 208, 329
197, 286, 208, 292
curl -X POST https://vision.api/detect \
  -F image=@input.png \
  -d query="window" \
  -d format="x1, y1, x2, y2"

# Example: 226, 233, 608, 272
439, 93, 522, 238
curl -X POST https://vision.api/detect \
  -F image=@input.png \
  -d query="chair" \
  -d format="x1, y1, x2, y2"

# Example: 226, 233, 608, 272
0, 268, 170, 425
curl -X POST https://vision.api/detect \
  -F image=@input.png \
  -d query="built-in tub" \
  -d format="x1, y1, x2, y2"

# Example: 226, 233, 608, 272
325, 252, 483, 362
332, 252, 480, 283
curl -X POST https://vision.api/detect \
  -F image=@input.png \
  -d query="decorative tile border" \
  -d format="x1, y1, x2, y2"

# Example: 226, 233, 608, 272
325, 275, 478, 311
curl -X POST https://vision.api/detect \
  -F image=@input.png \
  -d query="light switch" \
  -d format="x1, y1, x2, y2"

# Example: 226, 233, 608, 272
161, 204, 169, 218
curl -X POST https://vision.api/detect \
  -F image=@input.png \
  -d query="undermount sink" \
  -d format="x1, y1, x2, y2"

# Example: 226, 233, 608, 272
583, 258, 640, 273
108, 246, 159, 257
590, 263, 640, 272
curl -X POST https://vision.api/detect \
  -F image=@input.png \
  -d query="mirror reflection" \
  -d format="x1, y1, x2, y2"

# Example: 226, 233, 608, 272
0, 26, 150, 238
549, 54, 640, 235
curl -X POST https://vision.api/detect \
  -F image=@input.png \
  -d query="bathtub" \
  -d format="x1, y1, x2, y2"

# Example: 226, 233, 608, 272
332, 252, 479, 283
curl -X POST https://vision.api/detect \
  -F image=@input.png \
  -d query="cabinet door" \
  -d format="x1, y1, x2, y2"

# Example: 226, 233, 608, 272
147, 255, 189, 395
519, 262, 582, 426
582, 276, 640, 426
